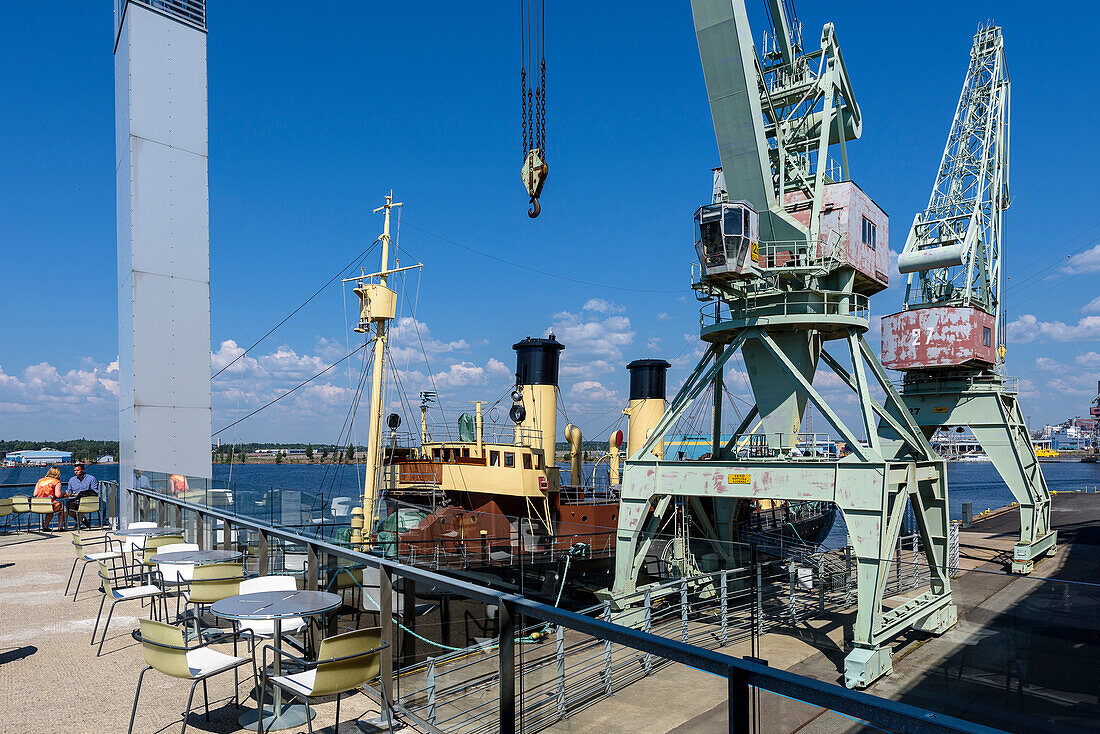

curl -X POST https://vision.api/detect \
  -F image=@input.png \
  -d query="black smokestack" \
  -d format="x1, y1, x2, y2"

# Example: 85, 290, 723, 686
627, 359, 671, 401
513, 335, 565, 386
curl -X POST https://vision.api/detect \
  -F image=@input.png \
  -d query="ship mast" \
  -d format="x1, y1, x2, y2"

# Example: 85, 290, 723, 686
349, 193, 404, 547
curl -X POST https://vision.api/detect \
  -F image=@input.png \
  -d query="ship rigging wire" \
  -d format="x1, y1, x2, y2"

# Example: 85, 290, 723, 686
211, 341, 367, 437
211, 238, 380, 381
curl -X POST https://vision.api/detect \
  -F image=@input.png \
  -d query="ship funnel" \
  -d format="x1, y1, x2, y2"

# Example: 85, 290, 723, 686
626, 359, 671, 459
512, 335, 565, 466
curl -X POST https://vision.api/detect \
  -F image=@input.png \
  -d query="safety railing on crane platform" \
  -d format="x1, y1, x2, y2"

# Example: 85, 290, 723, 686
699, 289, 869, 327
106, 473, 1000, 734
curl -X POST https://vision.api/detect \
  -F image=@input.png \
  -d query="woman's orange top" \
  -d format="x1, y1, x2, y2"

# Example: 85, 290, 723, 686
34, 477, 62, 498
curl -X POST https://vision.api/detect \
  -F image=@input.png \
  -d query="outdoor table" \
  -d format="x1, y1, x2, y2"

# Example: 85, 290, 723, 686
212, 590, 342, 731
149, 549, 242, 565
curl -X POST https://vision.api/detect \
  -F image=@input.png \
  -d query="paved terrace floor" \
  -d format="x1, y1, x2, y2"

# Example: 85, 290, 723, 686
0, 529, 420, 734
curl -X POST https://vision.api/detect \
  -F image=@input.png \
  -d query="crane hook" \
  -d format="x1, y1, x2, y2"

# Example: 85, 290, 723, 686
528, 196, 541, 218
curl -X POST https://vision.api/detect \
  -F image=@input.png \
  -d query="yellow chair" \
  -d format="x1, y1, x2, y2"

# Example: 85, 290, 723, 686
184, 562, 244, 637
127, 618, 250, 734
65, 532, 124, 600
10, 496, 30, 532
0, 498, 12, 532
30, 496, 59, 530
258, 627, 390, 734
139, 534, 185, 583
93, 562, 167, 656
72, 494, 103, 529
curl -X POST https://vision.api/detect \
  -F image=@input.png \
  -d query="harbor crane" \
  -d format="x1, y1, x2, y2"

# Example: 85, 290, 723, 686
881, 25, 1057, 573
609, 0, 956, 688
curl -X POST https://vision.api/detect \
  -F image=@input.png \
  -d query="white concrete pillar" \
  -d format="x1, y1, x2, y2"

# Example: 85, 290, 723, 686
115, 1, 211, 521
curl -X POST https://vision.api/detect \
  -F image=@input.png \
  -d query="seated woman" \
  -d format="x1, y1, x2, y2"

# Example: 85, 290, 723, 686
33, 466, 66, 531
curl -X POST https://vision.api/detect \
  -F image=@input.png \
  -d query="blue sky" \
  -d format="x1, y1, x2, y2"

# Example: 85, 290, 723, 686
2, 1, 1099, 443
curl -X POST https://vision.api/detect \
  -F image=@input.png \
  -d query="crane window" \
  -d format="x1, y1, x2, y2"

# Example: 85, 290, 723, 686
862, 216, 877, 250
723, 208, 743, 236
982, 327, 992, 347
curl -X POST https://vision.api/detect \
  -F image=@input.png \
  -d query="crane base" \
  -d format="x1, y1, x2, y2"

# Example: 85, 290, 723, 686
1011, 531, 1057, 574
845, 646, 893, 689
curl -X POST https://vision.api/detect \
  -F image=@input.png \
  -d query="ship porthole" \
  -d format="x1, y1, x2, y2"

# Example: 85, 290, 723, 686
581, 515, 588, 522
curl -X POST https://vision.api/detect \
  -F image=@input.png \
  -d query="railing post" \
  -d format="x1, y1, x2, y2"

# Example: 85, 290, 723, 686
196, 512, 206, 550
498, 598, 516, 734
426, 657, 437, 725
222, 520, 232, 551
728, 665, 751, 734
817, 556, 825, 613
720, 570, 729, 646
381, 566, 395, 725
602, 601, 613, 696
643, 588, 652, 675
306, 544, 319, 591
755, 562, 764, 635
680, 577, 688, 642
257, 530, 269, 576
555, 623, 566, 721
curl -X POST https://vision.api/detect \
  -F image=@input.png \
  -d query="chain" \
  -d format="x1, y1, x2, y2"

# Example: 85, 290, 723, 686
538, 56, 546, 155
522, 67, 529, 157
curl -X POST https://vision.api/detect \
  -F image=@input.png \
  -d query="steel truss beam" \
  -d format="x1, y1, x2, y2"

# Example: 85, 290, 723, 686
897, 376, 1056, 573
611, 326, 956, 688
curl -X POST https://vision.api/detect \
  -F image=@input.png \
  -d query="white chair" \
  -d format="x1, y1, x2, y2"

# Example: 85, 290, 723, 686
331, 497, 353, 519
120, 521, 159, 554
93, 562, 167, 656
235, 576, 308, 650
155, 542, 200, 584
360, 567, 438, 617
156, 542, 199, 620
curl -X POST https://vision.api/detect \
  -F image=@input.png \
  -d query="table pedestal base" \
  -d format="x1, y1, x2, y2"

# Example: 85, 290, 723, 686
238, 702, 315, 731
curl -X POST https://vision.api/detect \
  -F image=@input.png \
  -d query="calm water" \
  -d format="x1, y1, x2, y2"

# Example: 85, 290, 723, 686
6, 461, 1099, 548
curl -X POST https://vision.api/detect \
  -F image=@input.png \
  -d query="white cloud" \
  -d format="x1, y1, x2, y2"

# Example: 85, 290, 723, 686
1007, 314, 1100, 343
583, 298, 626, 314
0, 358, 119, 436
1062, 242, 1100, 275
551, 307, 635, 382
656, 312, 672, 321
1083, 296, 1100, 314
646, 336, 663, 351
1035, 357, 1061, 371
568, 380, 621, 408
1076, 352, 1100, 368
388, 317, 469, 365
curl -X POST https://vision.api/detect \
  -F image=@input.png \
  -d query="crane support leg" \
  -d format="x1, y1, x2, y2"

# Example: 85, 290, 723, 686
607, 327, 956, 689
897, 374, 1056, 573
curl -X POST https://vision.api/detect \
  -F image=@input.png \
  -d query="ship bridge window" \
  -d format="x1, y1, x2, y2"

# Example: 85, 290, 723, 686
462, 448, 470, 457
523, 453, 532, 469
504, 452, 515, 468
432, 448, 441, 461
535, 453, 543, 469
490, 451, 500, 466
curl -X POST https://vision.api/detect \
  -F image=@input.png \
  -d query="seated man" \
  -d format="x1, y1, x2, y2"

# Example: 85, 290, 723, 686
66, 462, 99, 529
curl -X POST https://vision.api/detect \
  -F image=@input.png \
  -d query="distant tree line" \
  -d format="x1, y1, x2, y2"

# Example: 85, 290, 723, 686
211, 443, 361, 464
0, 439, 119, 461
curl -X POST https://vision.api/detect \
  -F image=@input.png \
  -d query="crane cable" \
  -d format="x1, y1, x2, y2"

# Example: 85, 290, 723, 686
521, 0, 547, 217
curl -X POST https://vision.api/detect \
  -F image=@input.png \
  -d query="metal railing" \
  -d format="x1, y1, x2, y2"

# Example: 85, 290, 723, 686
121, 0, 206, 31
700, 289, 869, 327
111, 477, 1002, 734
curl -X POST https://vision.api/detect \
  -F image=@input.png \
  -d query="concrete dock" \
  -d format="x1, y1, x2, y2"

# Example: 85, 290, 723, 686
544, 492, 1100, 733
